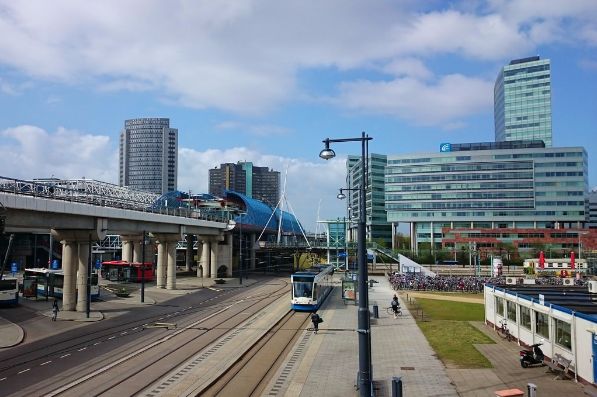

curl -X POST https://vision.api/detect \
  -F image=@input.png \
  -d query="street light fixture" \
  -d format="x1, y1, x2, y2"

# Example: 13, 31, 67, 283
319, 131, 373, 397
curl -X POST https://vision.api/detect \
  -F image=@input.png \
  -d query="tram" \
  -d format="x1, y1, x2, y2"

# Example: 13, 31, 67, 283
0, 277, 19, 306
291, 264, 334, 311
23, 268, 100, 299
101, 260, 154, 282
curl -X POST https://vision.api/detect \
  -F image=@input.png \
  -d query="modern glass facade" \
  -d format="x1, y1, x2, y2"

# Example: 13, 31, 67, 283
347, 153, 392, 246
494, 56, 552, 147
119, 118, 178, 194
385, 142, 588, 249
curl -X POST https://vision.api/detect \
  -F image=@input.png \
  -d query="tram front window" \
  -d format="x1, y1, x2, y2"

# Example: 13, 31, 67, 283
294, 282, 312, 298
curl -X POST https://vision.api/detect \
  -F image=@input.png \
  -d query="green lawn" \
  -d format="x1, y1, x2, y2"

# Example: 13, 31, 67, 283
411, 298, 494, 368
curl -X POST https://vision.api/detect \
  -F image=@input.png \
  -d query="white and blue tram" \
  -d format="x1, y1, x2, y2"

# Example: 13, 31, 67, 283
291, 264, 334, 311
24, 268, 100, 299
0, 277, 19, 306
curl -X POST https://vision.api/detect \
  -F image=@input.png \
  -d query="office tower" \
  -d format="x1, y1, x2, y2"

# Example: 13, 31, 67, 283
209, 162, 280, 206
119, 118, 178, 194
494, 56, 552, 146
386, 140, 587, 252
346, 153, 392, 246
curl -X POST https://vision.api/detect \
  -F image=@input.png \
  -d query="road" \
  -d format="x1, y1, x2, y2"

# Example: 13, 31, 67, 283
0, 276, 289, 397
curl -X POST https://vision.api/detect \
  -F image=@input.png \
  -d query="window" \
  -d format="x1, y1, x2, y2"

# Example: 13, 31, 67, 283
535, 311, 549, 339
520, 306, 531, 329
555, 319, 571, 350
496, 297, 505, 317
507, 301, 517, 322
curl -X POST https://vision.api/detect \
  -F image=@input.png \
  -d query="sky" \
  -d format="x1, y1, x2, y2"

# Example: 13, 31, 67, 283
0, 0, 596, 232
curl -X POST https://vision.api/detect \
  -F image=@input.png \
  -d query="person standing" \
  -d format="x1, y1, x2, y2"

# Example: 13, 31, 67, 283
311, 312, 322, 334
51, 299, 59, 321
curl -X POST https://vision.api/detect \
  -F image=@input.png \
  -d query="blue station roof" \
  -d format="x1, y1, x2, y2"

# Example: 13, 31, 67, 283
224, 190, 304, 235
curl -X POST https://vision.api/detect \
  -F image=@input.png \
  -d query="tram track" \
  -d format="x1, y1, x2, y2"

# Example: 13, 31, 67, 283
198, 310, 310, 397
39, 281, 291, 397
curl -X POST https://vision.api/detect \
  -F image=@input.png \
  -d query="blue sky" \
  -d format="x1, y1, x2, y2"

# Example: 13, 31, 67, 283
0, 0, 596, 232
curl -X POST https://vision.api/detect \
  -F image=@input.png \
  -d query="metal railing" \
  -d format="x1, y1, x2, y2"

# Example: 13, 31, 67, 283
0, 176, 229, 223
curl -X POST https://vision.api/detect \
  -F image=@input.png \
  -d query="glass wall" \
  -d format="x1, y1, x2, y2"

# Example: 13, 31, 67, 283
506, 301, 517, 321
496, 297, 505, 317
535, 311, 550, 339
555, 319, 571, 350
520, 306, 531, 329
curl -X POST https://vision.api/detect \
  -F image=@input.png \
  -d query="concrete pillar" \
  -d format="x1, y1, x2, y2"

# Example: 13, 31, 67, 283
196, 235, 203, 277
61, 240, 77, 311
156, 242, 166, 288
132, 239, 142, 263
122, 239, 133, 262
167, 242, 176, 290
185, 234, 193, 272
250, 233, 256, 271
226, 233, 233, 277
76, 241, 90, 312
210, 238, 218, 278
202, 240, 211, 278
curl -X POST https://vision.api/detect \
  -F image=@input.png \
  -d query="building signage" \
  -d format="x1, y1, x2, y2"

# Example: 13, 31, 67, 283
440, 143, 452, 152
539, 294, 545, 305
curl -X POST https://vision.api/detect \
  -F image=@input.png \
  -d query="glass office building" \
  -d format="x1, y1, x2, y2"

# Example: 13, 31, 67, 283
119, 118, 178, 194
494, 56, 552, 147
385, 141, 588, 251
346, 153, 393, 246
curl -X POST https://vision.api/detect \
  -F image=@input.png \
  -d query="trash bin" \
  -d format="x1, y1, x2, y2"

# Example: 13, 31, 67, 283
372, 304, 379, 318
527, 383, 537, 397
392, 376, 403, 397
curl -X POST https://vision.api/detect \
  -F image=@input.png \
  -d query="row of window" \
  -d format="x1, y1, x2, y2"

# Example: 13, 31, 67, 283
387, 151, 583, 165
496, 297, 571, 350
387, 172, 533, 184
389, 210, 584, 218
386, 162, 533, 174
386, 182, 534, 192
387, 191, 534, 201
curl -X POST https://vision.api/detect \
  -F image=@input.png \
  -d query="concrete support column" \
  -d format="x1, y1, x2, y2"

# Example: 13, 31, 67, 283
250, 233, 256, 271
167, 242, 177, 290
391, 222, 396, 251
202, 240, 211, 278
156, 242, 166, 288
185, 234, 193, 272
132, 240, 143, 263
226, 233, 233, 277
122, 239, 133, 263
76, 241, 90, 312
196, 235, 203, 277
61, 241, 77, 311
210, 238, 218, 278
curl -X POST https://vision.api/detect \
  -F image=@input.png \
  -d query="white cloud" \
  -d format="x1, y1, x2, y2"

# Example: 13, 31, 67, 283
333, 74, 493, 127
0, 125, 116, 182
0, 1, 595, 124
214, 121, 291, 137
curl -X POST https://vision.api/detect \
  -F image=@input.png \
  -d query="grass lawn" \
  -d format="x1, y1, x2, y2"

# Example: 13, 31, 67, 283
411, 298, 494, 368
413, 291, 483, 300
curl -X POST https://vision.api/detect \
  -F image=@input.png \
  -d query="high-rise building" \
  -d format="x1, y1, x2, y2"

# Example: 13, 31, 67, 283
209, 162, 280, 206
119, 118, 178, 194
346, 153, 392, 246
385, 141, 588, 252
494, 56, 552, 147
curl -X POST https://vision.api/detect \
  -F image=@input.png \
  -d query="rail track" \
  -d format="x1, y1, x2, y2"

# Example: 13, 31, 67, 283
198, 310, 310, 397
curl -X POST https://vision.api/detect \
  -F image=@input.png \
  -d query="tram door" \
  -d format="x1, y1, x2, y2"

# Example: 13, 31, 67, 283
593, 332, 597, 383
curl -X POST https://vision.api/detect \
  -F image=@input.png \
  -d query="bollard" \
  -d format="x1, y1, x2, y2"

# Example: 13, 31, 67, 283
372, 304, 379, 319
527, 383, 537, 397
369, 279, 374, 287
392, 376, 403, 397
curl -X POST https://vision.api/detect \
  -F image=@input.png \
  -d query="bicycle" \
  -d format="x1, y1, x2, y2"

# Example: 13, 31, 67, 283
386, 306, 403, 317
497, 319, 512, 341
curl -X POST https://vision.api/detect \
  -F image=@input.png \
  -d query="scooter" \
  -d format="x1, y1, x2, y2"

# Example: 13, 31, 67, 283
520, 343, 544, 368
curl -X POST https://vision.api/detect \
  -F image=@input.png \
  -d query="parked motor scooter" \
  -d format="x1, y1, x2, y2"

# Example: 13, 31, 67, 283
520, 343, 544, 368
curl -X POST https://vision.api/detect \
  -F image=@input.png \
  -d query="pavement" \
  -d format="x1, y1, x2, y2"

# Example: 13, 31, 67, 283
2, 272, 597, 396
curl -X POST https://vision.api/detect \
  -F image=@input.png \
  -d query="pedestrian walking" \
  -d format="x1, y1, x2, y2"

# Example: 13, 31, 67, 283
391, 295, 400, 319
51, 300, 59, 321
311, 312, 323, 334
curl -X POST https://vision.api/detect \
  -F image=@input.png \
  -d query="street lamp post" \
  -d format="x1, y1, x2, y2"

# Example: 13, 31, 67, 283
320, 132, 373, 396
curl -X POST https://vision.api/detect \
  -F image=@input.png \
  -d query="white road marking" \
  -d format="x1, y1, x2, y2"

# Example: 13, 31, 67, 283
40, 361, 52, 366
0, 377, 6, 381
78, 347, 87, 351
93, 342, 101, 346
45, 302, 237, 397
132, 327, 139, 331
108, 336, 115, 340
18, 369, 30, 374
60, 354, 71, 359
121, 332, 127, 335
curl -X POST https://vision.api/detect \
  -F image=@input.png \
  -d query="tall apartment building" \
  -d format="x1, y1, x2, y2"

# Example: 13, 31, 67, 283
385, 141, 588, 252
209, 162, 280, 206
346, 153, 392, 246
494, 56, 552, 147
589, 189, 597, 229
119, 118, 178, 194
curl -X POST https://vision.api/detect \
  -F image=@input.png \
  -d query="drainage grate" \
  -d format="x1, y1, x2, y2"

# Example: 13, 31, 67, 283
263, 331, 313, 396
